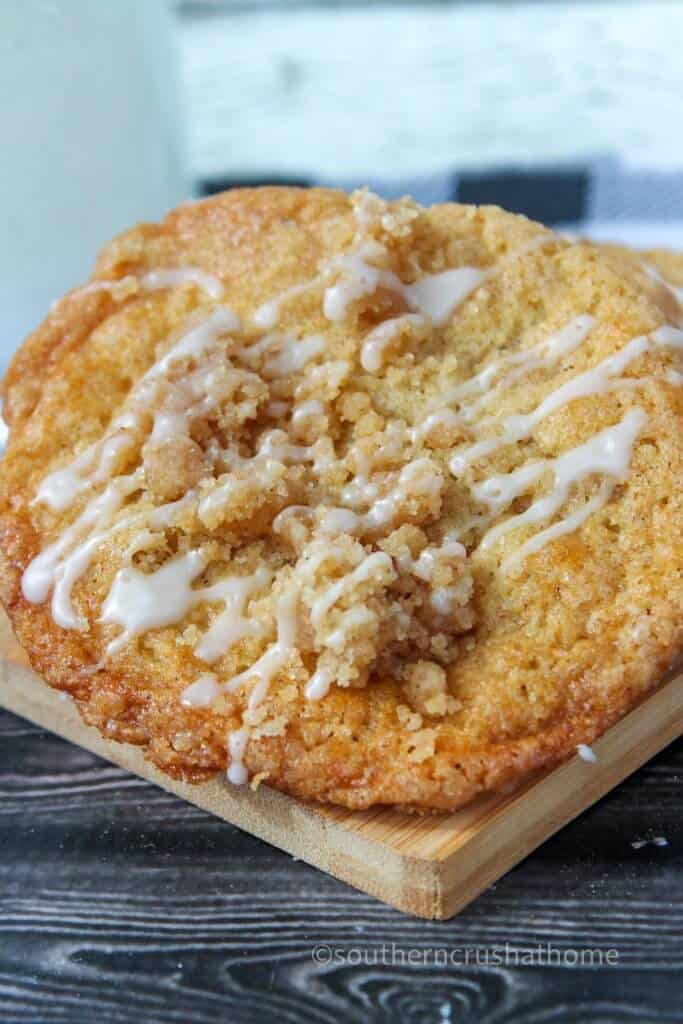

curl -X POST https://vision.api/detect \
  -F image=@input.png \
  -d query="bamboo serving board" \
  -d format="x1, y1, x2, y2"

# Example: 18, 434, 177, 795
0, 608, 681, 920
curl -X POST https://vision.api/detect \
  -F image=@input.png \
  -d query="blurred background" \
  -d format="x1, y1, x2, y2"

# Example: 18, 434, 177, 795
181, 0, 682, 203
1, 0, 682, 374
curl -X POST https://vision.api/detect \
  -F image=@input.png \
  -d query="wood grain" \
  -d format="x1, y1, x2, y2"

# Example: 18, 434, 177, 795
1, 706, 682, 1023
1, 609, 681, 928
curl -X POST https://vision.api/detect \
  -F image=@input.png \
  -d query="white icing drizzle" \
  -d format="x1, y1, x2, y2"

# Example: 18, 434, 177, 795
435, 362, 501, 409
362, 458, 443, 530
140, 268, 224, 300
513, 314, 597, 367
272, 503, 361, 539
78, 278, 136, 299
476, 408, 647, 555
224, 588, 298, 709
80, 266, 224, 301
299, 359, 351, 397
100, 549, 207, 656
318, 506, 362, 535
23, 306, 246, 635
147, 490, 198, 529
410, 408, 462, 445
415, 316, 592, 448
33, 307, 241, 514
503, 479, 614, 573
253, 281, 316, 330
197, 460, 279, 522
240, 332, 325, 379
198, 424, 328, 524
257, 430, 314, 464
326, 606, 375, 652
324, 258, 486, 326
422, 315, 682, 566
403, 268, 485, 326
652, 324, 683, 350
148, 361, 230, 445
101, 554, 269, 661
430, 585, 467, 615
265, 334, 325, 377
460, 315, 597, 423
252, 194, 556, 342
413, 541, 467, 581
425, 316, 595, 426
341, 473, 380, 509
186, 585, 301, 784
304, 665, 335, 701
24, 480, 197, 635
227, 727, 250, 784
310, 551, 393, 626
151, 307, 241, 377
476, 409, 647, 521
271, 505, 315, 535
35, 427, 135, 511
403, 539, 470, 614
337, 451, 444, 537
194, 568, 271, 663
252, 192, 490, 331
323, 242, 403, 321
292, 399, 324, 425
302, 548, 393, 701
361, 314, 427, 373
449, 333, 652, 475
644, 264, 683, 310
181, 673, 221, 708
22, 473, 142, 630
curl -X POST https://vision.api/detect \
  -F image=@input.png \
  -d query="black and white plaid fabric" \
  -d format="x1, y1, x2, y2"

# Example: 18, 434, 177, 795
198, 155, 683, 250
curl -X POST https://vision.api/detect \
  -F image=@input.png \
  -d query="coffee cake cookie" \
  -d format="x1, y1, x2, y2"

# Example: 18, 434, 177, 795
0, 187, 681, 811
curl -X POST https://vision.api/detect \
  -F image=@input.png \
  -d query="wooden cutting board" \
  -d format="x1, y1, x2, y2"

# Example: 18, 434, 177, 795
1, 607, 681, 919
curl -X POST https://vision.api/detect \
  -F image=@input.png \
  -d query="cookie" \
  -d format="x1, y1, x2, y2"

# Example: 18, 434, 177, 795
1, 187, 681, 811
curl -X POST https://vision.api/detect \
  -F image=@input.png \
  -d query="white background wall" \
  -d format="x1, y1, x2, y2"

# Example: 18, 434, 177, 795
179, 1, 683, 181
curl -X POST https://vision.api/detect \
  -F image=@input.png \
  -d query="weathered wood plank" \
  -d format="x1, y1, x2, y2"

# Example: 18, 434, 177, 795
1, 709, 681, 1022
2, 607, 681, 922
0, 716, 681, 1023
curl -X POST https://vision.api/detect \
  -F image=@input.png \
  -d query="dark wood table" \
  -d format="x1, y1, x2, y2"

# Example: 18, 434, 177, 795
1, 708, 681, 1024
